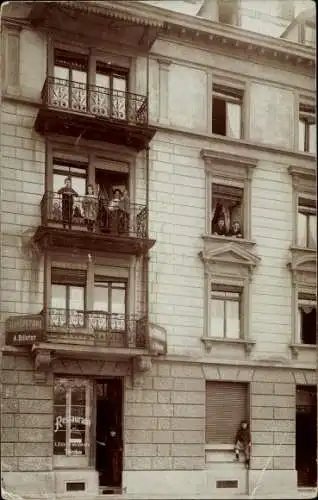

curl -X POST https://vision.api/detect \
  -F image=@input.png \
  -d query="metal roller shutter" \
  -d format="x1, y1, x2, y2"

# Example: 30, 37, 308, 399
206, 381, 249, 444
51, 267, 87, 286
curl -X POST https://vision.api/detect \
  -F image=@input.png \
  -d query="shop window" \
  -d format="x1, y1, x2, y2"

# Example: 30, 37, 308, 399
212, 85, 243, 139
211, 182, 244, 238
210, 284, 242, 340
53, 378, 91, 461
299, 105, 316, 154
297, 293, 317, 345
206, 381, 249, 444
297, 196, 317, 249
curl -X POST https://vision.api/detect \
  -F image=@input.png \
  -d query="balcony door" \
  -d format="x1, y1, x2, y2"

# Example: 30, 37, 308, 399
93, 63, 128, 120
50, 268, 86, 329
93, 277, 127, 337
53, 49, 88, 112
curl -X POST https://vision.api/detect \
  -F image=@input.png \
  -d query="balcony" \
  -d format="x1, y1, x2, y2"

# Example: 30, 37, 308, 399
34, 77, 156, 151
33, 192, 155, 256
5, 309, 148, 352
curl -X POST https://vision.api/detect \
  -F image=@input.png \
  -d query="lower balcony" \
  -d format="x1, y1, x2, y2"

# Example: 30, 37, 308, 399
33, 192, 155, 256
5, 309, 148, 353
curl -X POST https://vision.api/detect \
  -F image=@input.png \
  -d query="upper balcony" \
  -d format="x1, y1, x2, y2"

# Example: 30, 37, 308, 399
33, 191, 155, 256
34, 77, 156, 151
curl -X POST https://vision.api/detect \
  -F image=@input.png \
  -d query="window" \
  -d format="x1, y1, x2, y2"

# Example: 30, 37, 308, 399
94, 276, 127, 331
212, 85, 243, 139
50, 268, 86, 329
297, 197, 317, 249
94, 63, 128, 120
53, 159, 87, 195
218, 0, 239, 25
299, 105, 316, 154
211, 182, 244, 238
53, 378, 91, 464
297, 293, 317, 345
210, 285, 242, 340
53, 50, 88, 111
206, 381, 249, 444
301, 24, 316, 47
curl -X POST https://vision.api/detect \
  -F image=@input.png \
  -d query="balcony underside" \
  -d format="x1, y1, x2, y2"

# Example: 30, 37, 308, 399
33, 225, 155, 256
34, 107, 156, 151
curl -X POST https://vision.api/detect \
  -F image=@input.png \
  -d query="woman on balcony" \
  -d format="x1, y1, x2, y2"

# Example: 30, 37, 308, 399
82, 184, 98, 231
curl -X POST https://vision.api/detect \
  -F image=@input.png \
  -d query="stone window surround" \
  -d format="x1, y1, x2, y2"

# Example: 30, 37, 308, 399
201, 149, 257, 242
46, 139, 137, 203
199, 244, 261, 354
287, 164, 316, 358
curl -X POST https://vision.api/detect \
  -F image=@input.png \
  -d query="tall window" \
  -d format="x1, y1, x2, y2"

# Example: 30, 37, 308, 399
297, 197, 317, 249
94, 276, 127, 330
210, 284, 242, 339
50, 268, 86, 329
53, 378, 91, 463
53, 50, 88, 111
212, 85, 243, 139
299, 105, 316, 154
297, 293, 317, 345
92, 63, 128, 119
211, 182, 244, 238
206, 381, 249, 444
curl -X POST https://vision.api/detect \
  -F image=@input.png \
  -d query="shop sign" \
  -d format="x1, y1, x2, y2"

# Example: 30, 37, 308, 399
6, 331, 43, 346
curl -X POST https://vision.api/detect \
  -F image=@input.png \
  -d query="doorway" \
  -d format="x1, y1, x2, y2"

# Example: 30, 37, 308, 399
296, 385, 317, 487
95, 378, 123, 494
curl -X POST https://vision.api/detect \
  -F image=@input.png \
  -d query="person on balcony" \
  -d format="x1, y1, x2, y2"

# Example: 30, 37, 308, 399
82, 184, 98, 231
96, 184, 109, 233
108, 188, 123, 234
57, 177, 78, 229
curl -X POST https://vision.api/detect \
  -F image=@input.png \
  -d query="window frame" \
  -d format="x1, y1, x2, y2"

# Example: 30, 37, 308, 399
212, 84, 244, 140
210, 178, 245, 238
298, 105, 316, 154
93, 276, 128, 316
209, 284, 243, 340
297, 195, 317, 249
53, 377, 92, 469
297, 292, 317, 346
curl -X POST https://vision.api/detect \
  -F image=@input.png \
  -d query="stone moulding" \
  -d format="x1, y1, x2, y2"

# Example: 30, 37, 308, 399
201, 336, 255, 354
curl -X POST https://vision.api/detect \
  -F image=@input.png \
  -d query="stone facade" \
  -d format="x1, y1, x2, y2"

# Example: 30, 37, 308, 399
0, 1, 316, 499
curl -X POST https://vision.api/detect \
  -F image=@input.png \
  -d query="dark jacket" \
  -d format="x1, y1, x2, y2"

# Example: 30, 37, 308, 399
235, 422, 251, 444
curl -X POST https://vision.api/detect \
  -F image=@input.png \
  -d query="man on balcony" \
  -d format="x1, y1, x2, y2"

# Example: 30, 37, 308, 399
57, 177, 78, 229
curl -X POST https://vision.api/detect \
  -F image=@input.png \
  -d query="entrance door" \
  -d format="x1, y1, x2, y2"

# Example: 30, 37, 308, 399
95, 379, 123, 493
296, 385, 317, 487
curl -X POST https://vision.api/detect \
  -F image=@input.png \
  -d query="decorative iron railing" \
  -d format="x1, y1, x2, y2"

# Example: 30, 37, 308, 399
41, 191, 148, 239
5, 310, 148, 349
42, 76, 148, 125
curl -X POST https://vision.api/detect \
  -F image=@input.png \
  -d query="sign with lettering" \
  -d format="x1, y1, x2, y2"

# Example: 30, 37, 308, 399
5, 331, 44, 346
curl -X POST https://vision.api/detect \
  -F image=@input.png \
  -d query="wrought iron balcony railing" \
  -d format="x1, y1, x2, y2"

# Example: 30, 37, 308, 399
5, 310, 148, 350
41, 191, 148, 239
42, 76, 148, 125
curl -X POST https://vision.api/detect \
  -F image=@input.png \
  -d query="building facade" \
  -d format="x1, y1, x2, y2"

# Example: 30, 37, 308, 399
0, 1, 316, 498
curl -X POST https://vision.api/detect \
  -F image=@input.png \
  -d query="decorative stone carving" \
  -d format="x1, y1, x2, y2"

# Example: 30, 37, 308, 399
34, 349, 52, 372
149, 322, 167, 356
132, 355, 152, 388
201, 337, 255, 354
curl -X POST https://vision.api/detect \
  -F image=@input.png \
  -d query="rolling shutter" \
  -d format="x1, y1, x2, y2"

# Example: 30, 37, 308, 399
206, 381, 249, 444
51, 267, 87, 286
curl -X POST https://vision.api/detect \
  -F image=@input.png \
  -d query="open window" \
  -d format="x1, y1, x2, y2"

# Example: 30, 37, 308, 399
297, 293, 317, 345
210, 284, 242, 340
211, 182, 244, 238
298, 105, 316, 154
297, 196, 317, 249
53, 378, 91, 468
212, 85, 243, 139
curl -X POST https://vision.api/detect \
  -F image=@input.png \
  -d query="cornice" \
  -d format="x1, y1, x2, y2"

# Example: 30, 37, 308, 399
288, 164, 316, 180
201, 149, 258, 170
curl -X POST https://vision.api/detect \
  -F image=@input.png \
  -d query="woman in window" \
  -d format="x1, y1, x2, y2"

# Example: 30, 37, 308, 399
82, 184, 98, 231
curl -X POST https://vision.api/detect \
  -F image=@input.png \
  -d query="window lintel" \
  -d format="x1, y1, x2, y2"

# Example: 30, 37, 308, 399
288, 164, 316, 184
199, 243, 261, 273
201, 149, 257, 175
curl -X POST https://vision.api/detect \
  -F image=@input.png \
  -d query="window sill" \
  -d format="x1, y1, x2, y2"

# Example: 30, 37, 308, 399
202, 234, 256, 253
289, 343, 317, 359
201, 336, 255, 354
290, 245, 317, 253
205, 444, 234, 451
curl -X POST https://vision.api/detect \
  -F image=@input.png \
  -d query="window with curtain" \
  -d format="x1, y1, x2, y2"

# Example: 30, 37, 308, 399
210, 284, 242, 340
50, 268, 86, 329
206, 381, 249, 444
53, 49, 88, 111
93, 276, 127, 330
297, 293, 317, 345
297, 197, 317, 249
53, 378, 91, 459
211, 182, 244, 238
212, 84, 243, 139
298, 105, 316, 154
